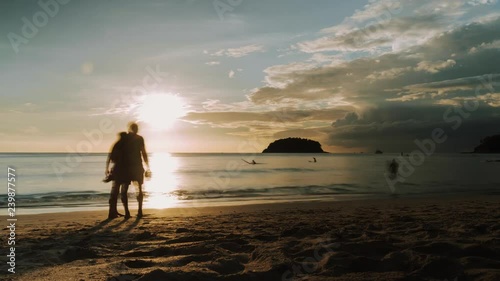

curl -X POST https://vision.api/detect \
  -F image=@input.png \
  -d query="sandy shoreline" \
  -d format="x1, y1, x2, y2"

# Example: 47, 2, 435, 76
3, 195, 500, 280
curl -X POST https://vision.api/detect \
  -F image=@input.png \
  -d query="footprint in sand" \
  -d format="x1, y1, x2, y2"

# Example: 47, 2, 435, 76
133, 231, 156, 240
175, 254, 214, 266
61, 246, 98, 262
207, 257, 245, 275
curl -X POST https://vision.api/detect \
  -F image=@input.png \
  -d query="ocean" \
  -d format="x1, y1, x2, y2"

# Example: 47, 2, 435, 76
1, 153, 499, 214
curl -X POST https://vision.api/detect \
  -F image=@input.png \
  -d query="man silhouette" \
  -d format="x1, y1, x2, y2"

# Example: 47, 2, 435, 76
121, 122, 150, 219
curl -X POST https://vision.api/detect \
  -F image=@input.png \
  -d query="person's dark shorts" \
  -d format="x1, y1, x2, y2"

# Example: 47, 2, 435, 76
128, 165, 145, 185
112, 165, 144, 185
112, 165, 129, 185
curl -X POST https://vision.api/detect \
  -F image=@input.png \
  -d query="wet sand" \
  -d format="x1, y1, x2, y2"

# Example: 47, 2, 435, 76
3, 195, 500, 281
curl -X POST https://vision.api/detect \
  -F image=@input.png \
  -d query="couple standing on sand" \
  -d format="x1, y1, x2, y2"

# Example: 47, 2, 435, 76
104, 122, 150, 219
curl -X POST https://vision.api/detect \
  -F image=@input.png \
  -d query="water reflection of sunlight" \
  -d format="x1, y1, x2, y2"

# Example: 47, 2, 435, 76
143, 153, 181, 209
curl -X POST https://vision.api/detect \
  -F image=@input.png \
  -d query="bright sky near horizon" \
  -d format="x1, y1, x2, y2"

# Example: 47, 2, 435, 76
1, 0, 499, 153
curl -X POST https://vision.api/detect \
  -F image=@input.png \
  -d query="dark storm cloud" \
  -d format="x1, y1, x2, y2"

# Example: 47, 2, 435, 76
327, 104, 500, 152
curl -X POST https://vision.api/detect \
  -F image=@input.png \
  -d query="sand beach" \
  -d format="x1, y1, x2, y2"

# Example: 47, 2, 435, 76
4, 194, 500, 281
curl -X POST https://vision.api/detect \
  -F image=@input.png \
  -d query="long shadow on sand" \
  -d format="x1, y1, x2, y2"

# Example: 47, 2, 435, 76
17, 213, 145, 276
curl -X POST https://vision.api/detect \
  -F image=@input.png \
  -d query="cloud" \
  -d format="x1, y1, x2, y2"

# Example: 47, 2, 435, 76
366, 67, 411, 81
473, 92, 500, 107
182, 2, 500, 152
332, 112, 359, 127
325, 104, 500, 151
205, 61, 220, 65
227, 69, 243, 78
468, 0, 498, 6
183, 108, 350, 125
296, 0, 488, 55
181, 107, 352, 140
261, 62, 317, 88
469, 39, 500, 53
298, 14, 445, 53
244, 17, 500, 151
346, 117, 500, 152
210, 44, 265, 58
394, 74, 500, 102
414, 59, 456, 73
251, 18, 500, 105
350, 0, 403, 23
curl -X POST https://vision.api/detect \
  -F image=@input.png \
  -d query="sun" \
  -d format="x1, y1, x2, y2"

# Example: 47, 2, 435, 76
135, 93, 187, 130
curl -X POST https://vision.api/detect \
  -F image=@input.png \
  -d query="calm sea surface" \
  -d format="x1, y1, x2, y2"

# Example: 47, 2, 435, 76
1, 153, 499, 214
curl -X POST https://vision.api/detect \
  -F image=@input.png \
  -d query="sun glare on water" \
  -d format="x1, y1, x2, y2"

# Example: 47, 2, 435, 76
136, 93, 186, 130
143, 153, 180, 209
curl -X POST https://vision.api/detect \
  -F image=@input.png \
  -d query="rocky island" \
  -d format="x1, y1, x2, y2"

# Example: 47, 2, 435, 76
262, 137, 326, 153
473, 134, 500, 153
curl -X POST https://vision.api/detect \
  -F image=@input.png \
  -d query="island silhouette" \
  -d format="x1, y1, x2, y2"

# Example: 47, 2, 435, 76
262, 137, 326, 153
474, 134, 500, 153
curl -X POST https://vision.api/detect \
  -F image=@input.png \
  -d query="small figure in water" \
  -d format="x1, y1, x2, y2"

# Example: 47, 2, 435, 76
387, 158, 399, 179
242, 159, 257, 165
309, 157, 317, 163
